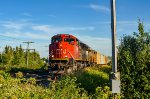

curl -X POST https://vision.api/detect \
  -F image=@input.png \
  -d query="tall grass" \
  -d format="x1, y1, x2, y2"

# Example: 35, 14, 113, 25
75, 66, 110, 93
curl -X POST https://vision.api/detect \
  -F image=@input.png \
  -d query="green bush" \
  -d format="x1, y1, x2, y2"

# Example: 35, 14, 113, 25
50, 76, 88, 99
0, 63, 118, 98
15, 71, 23, 78
118, 21, 150, 98
0, 71, 89, 98
75, 66, 110, 95
93, 86, 112, 99
26, 77, 36, 85
0, 75, 4, 83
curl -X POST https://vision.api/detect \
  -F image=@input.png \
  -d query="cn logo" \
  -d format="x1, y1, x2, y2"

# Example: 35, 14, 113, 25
63, 49, 66, 54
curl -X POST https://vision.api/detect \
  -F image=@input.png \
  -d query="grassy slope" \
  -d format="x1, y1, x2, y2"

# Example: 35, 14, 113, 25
74, 65, 111, 94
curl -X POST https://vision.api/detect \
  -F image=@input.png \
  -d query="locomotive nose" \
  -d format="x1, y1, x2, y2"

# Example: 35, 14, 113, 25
52, 43, 67, 58
55, 42, 62, 48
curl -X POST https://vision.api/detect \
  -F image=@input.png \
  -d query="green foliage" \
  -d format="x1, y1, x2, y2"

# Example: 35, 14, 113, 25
0, 74, 4, 83
0, 71, 89, 99
0, 45, 44, 70
118, 21, 150, 98
50, 76, 88, 98
26, 77, 36, 85
15, 71, 23, 78
0, 65, 117, 98
93, 86, 112, 99
73, 65, 118, 98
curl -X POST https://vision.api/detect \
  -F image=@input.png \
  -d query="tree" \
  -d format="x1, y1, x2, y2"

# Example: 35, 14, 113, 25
3, 46, 13, 66
1, 45, 44, 69
118, 20, 150, 98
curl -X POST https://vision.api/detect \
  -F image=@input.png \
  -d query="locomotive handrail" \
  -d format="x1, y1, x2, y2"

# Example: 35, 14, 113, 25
49, 50, 53, 56
68, 50, 74, 59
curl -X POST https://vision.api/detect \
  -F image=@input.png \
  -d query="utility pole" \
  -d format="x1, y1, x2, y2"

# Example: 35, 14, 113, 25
111, 0, 117, 73
44, 45, 49, 64
23, 41, 34, 68
0, 47, 3, 67
110, 0, 120, 94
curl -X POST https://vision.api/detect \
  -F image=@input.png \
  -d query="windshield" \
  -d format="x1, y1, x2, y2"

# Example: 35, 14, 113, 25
64, 38, 75, 43
52, 37, 62, 43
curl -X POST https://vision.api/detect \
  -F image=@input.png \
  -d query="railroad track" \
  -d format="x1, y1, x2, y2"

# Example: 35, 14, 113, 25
6, 64, 93, 86
8, 69, 54, 86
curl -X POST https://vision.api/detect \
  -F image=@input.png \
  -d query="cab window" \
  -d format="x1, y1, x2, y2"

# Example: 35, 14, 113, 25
52, 37, 62, 43
64, 38, 75, 44
76, 39, 79, 45
64, 38, 75, 45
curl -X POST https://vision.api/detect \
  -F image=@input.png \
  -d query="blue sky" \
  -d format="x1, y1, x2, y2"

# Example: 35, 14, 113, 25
0, 0, 150, 57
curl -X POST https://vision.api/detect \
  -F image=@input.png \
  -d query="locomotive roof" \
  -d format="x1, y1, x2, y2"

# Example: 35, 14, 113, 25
52, 34, 75, 38
51, 34, 104, 56
52, 34, 91, 49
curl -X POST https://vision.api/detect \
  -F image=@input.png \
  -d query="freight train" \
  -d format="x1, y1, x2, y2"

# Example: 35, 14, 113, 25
49, 34, 107, 76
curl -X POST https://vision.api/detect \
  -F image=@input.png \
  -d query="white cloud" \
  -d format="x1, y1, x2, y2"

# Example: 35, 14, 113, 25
95, 20, 139, 34
32, 25, 50, 33
89, 4, 110, 13
3, 32, 21, 38
31, 43, 49, 58
117, 21, 137, 26
48, 14, 56, 18
1, 21, 24, 30
144, 22, 150, 29
24, 32, 50, 40
0, 20, 98, 57
23, 13, 32, 17
32, 25, 95, 33
1, 31, 50, 40
0, 21, 31, 30
0, 20, 95, 40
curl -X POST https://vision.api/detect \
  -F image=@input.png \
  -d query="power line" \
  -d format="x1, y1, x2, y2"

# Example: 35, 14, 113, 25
23, 41, 35, 68
0, 34, 50, 45
0, 34, 26, 42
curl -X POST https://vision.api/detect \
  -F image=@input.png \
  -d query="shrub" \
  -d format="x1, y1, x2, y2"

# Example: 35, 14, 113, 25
26, 77, 36, 85
50, 76, 88, 98
15, 71, 23, 78
75, 66, 110, 94
0, 75, 4, 83
118, 21, 150, 98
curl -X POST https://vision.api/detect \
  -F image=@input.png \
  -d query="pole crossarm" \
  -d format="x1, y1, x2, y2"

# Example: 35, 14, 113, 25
23, 41, 35, 67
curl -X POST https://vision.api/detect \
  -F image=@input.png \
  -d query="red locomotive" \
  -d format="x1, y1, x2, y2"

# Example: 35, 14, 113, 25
49, 34, 80, 61
49, 34, 107, 75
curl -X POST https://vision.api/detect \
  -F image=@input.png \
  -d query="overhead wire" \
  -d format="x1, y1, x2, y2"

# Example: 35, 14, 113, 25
0, 34, 26, 42
0, 34, 50, 58
0, 34, 50, 45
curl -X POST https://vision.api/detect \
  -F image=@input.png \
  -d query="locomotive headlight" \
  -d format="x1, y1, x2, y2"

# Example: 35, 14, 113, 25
65, 55, 68, 58
52, 55, 54, 58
